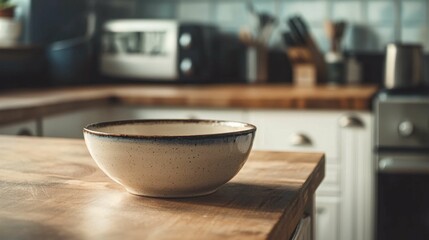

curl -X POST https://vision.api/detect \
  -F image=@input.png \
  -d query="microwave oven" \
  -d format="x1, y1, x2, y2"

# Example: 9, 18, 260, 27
100, 20, 220, 82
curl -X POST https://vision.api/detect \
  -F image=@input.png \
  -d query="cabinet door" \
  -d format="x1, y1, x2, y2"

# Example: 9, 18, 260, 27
315, 197, 339, 240
0, 120, 39, 136
248, 110, 340, 163
130, 107, 246, 122
338, 113, 374, 240
42, 107, 246, 139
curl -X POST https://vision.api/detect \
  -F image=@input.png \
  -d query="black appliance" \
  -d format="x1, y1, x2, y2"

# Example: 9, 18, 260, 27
374, 89, 429, 240
100, 20, 246, 84
177, 23, 218, 82
100, 20, 213, 83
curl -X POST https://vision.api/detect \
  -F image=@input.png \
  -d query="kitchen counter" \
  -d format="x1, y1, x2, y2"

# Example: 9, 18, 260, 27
0, 136, 324, 240
0, 84, 377, 125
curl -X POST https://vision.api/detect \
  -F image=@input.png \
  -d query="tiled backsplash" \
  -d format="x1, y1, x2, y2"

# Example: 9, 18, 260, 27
130, 0, 429, 53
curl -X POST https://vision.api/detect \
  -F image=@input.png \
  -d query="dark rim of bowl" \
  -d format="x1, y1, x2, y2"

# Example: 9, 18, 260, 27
83, 119, 257, 139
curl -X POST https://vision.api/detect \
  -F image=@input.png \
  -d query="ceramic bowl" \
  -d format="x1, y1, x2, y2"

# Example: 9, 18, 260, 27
83, 119, 256, 198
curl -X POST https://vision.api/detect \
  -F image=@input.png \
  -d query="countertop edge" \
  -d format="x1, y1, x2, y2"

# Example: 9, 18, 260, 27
268, 153, 325, 240
0, 85, 378, 126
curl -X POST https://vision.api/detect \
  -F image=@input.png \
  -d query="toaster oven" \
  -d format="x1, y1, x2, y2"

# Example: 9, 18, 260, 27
100, 20, 218, 82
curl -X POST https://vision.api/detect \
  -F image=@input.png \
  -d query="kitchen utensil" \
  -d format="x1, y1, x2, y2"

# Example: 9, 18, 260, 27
84, 119, 256, 198
384, 43, 424, 89
287, 18, 306, 45
282, 32, 298, 46
323, 20, 347, 84
324, 21, 346, 52
286, 16, 327, 84
258, 13, 276, 43
324, 21, 334, 45
239, 27, 255, 46
292, 16, 309, 39
246, 2, 276, 45
243, 3, 274, 83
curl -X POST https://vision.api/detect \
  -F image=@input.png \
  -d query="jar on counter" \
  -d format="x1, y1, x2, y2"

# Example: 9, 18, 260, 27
325, 51, 345, 84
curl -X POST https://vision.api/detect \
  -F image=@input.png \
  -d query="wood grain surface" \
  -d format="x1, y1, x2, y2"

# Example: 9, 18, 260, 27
0, 84, 378, 125
0, 136, 324, 240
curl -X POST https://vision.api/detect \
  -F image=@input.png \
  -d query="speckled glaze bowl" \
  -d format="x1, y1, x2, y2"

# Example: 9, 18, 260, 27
83, 119, 256, 198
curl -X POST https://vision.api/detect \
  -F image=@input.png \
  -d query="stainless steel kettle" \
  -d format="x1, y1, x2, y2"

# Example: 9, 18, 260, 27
384, 43, 424, 89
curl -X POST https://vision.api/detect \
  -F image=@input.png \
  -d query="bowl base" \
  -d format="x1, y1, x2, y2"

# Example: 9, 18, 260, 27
125, 188, 218, 198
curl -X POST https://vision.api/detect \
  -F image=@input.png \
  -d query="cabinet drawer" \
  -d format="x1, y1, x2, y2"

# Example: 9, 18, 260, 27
315, 196, 339, 240
249, 110, 339, 162
0, 120, 38, 136
131, 107, 246, 122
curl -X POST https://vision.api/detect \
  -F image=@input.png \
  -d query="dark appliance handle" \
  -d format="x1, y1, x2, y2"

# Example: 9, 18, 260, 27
379, 157, 429, 173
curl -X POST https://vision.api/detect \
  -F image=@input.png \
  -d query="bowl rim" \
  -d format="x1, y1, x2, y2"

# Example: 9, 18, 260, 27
83, 119, 256, 140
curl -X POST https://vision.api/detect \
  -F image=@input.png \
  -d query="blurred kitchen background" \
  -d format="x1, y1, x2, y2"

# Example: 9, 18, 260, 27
1, 1, 429, 240
0, 0, 428, 89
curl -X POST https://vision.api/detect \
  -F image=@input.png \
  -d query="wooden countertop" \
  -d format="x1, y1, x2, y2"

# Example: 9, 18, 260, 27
0, 136, 325, 240
0, 84, 378, 125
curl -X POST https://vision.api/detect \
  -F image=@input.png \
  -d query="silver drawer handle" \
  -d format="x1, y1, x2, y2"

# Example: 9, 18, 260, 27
289, 133, 312, 146
339, 115, 364, 128
187, 115, 198, 120
316, 207, 325, 214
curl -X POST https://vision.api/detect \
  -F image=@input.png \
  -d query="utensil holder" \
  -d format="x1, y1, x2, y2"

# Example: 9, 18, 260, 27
286, 47, 318, 86
325, 51, 345, 84
246, 44, 268, 84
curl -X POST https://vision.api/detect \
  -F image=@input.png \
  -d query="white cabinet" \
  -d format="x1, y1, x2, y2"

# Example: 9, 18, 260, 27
42, 107, 135, 138
315, 196, 339, 240
249, 110, 342, 197
338, 113, 374, 240
38, 105, 373, 240
249, 110, 340, 163
129, 107, 246, 122
41, 106, 246, 139
248, 110, 373, 240
0, 120, 39, 136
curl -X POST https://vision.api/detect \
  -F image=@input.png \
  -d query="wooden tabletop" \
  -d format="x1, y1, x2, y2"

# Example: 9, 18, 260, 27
0, 136, 324, 240
0, 84, 378, 125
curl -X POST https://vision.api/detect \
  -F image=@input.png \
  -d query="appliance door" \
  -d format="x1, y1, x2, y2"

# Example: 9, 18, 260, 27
100, 20, 178, 80
377, 152, 429, 240
375, 99, 429, 149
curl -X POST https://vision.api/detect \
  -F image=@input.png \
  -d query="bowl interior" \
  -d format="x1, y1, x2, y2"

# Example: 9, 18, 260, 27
85, 120, 255, 137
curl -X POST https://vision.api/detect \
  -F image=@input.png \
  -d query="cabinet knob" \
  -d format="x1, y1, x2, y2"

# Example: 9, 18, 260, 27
339, 115, 364, 128
398, 120, 414, 137
289, 133, 312, 146
179, 32, 192, 49
180, 58, 193, 76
